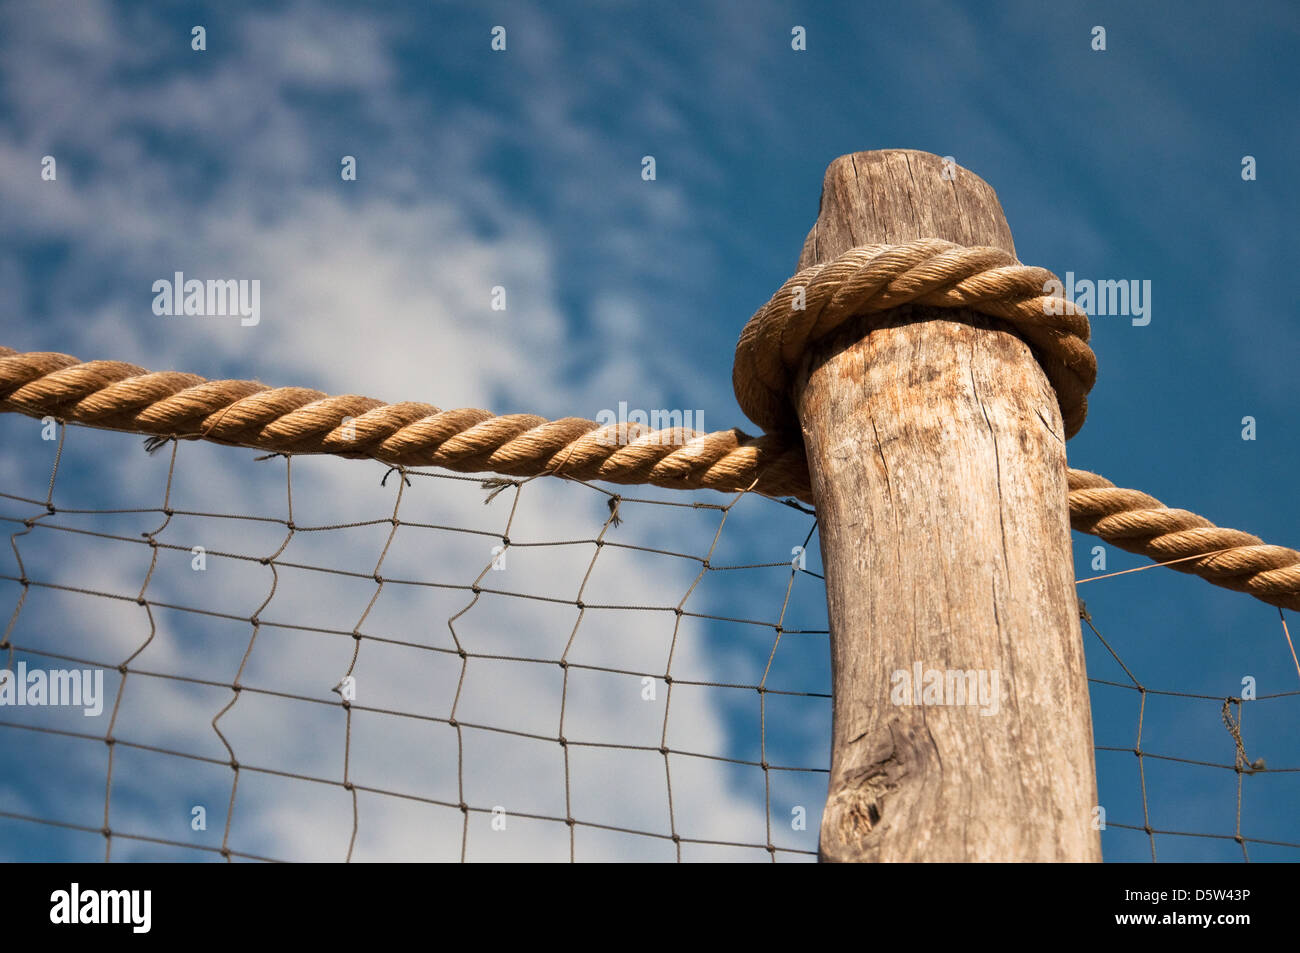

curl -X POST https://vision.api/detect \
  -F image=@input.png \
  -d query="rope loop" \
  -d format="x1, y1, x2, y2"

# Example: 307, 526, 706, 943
732, 239, 1097, 439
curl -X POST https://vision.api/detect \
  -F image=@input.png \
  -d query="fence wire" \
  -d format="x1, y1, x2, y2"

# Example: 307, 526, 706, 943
1, 418, 831, 861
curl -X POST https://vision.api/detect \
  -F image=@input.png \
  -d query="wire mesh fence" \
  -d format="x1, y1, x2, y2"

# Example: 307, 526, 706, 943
1, 414, 1296, 861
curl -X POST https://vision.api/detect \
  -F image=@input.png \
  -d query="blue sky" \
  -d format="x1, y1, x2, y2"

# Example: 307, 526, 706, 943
1, 0, 1297, 861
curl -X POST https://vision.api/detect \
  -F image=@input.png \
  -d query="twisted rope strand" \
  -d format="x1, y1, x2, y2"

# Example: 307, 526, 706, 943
1067, 469, 1300, 610
0, 346, 813, 501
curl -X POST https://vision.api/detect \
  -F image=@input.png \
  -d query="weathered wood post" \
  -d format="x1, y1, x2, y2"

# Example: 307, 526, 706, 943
794, 150, 1101, 861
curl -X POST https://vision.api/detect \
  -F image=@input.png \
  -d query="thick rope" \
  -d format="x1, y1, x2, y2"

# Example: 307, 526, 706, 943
3, 345, 1295, 609
1068, 470, 1300, 610
1, 241, 1295, 610
0, 346, 813, 501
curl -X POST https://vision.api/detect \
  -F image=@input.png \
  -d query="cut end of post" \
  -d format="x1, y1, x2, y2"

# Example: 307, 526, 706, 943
798, 150, 1016, 270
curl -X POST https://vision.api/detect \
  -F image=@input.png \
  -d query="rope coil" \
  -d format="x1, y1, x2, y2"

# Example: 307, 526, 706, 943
734, 239, 1096, 438
2, 240, 1296, 609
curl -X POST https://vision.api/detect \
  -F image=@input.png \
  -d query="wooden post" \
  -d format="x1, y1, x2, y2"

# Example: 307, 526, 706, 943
795, 150, 1101, 862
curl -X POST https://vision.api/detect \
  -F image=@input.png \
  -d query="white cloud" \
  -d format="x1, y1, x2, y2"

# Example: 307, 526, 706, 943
0, 0, 833, 862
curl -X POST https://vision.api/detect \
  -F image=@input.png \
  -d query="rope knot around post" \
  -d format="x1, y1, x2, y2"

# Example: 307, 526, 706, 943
732, 238, 1097, 440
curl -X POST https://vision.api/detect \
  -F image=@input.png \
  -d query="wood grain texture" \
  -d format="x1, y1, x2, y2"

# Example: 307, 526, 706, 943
795, 151, 1100, 862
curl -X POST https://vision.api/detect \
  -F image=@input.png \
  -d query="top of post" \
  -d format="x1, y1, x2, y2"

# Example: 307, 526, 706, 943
798, 150, 1016, 270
